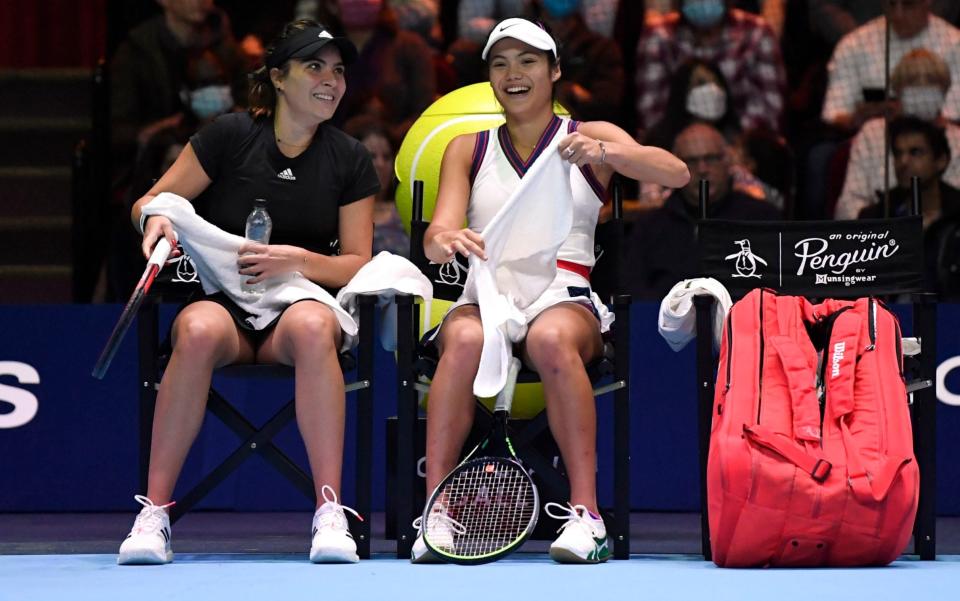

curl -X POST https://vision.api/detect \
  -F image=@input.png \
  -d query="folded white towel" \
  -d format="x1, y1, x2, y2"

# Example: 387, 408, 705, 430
337, 251, 433, 351
141, 193, 357, 346
464, 143, 574, 398
658, 278, 732, 352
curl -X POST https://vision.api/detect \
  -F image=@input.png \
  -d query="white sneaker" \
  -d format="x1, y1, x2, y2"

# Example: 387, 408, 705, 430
410, 504, 464, 563
309, 485, 361, 563
117, 495, 174, 565
545, 503, 610, 564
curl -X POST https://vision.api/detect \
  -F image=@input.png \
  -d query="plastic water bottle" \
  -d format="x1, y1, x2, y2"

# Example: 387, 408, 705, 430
242, 198, 272, 297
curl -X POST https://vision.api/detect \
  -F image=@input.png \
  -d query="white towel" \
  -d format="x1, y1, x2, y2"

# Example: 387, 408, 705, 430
141, 193, 358, 346
465, 144, 574, 398
337, 251, 433, 351
658, 278, 732, 352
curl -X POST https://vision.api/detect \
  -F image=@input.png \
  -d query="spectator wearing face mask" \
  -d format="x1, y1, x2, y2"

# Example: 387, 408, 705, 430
821, 0, 960, 132
634, 0, 786, 138
644, 58, 740, 151
835, 48, 960, 220
637, 59, 785, 215
457, 0, 619, 42
111, 0, 243, 160
109, 49, 239, 300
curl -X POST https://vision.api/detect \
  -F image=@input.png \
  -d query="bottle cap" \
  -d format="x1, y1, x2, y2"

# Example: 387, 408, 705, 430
253, 198, 268, 206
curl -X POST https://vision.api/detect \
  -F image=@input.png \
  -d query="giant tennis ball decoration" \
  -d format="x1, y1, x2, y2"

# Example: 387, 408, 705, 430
396, 83, 569, 230
398, 84, 569, 419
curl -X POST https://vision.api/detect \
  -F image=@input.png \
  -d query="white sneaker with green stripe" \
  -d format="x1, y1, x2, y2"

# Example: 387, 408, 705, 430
545, 503, 610, 563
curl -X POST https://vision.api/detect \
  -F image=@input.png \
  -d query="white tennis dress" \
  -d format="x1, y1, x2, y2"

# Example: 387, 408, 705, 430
457, 115, 612, 327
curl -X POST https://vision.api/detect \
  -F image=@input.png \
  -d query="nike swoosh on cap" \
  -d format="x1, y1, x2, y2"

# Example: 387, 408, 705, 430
499, 23, 518, 31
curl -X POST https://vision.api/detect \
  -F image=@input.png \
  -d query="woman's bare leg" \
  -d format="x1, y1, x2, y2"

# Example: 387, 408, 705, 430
147, 301, 254, 504
522, 303, 602, 513
258, 301, 344, 506
424, 305, 484, 493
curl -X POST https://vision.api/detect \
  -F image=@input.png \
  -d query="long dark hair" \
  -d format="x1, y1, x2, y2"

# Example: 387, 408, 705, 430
644, 58, 739, 150
247, 19, 320, 120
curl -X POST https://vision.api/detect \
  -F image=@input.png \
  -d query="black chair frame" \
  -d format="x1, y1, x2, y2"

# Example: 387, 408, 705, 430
136, 291, 376, 558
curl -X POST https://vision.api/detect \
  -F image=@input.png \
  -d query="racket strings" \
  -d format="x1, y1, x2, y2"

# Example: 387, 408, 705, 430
427, 459, 536, 558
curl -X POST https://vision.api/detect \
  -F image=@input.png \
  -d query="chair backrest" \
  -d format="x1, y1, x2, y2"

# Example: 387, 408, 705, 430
696, 180, 924, 299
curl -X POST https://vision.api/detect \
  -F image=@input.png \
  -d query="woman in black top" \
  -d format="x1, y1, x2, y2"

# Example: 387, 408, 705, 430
122, 20, 378, 565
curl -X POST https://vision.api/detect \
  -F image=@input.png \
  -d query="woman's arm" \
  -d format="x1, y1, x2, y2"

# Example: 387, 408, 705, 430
423, 133, 487, 264
560, 120, 690, 189
131, 143, 213, 258
239, 196, 375, 289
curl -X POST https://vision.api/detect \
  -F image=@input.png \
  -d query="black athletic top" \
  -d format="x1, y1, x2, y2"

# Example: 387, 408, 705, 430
189, 111, 379, 255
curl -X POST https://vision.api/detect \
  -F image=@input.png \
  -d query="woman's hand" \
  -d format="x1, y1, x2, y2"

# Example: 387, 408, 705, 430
141, 215, 180, 260
237, 243, 306, 284
558, 132, 605, 168
432, 228, 486, 262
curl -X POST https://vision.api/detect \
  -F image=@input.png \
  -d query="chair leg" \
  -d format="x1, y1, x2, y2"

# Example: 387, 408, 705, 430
354, 297, 375, 559
613, 296, 631, 560
913, 297, 937, 560
137, 301, 159, 496
694, 295, 716, 561
395, 295, 417, 558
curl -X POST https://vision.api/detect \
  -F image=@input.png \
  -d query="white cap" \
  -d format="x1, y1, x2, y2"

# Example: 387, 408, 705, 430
481, 18, 558, 61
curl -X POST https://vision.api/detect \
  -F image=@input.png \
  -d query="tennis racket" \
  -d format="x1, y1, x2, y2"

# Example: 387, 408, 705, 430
91, 237, 173, 379
422, 356, 539, 564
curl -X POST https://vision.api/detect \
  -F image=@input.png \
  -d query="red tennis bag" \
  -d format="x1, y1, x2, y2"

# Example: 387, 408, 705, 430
708, 288, 919, 567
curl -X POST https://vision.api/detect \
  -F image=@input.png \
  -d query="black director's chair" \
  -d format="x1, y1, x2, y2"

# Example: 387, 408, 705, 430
135, 270, 376, 558
693, 179, 937, 561
392, 179, 632, 560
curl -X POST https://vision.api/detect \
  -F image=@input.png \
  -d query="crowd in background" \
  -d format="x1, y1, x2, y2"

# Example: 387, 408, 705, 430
106, 0, 960, 301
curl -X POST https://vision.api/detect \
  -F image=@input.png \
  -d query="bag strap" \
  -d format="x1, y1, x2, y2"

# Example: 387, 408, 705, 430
767, 335, 821, 442
828, 307, 913, 503
743, 424, 832, 483
839, 419, 913, 503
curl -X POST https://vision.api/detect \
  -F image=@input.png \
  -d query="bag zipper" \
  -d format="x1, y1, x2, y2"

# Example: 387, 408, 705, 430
724, 310, 733, 393
756, 289, 765, 424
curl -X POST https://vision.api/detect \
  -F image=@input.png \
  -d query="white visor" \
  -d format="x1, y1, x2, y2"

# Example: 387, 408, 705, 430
481, 18, 558, 61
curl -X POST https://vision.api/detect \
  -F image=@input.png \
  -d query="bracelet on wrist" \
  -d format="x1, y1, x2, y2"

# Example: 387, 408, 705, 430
597, 140, 606, 165
138, 213, 150, 235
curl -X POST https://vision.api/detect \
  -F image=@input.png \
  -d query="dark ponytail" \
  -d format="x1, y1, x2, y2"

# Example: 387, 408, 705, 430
246, 19, 321, 120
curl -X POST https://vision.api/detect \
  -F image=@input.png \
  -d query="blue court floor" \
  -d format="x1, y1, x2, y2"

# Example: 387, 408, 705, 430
0, 553, 956, 601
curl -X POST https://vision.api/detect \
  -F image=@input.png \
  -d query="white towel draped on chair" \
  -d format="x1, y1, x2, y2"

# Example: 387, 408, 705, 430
143, 194, 431, 352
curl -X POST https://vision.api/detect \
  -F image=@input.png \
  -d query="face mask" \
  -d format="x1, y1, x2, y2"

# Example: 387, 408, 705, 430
543, 0, 580, 19
188, 85, 233, 119
340, 0, 382, 30
682, 0, 726, 29
899, 85, 945, 121
686, 82, 727, 121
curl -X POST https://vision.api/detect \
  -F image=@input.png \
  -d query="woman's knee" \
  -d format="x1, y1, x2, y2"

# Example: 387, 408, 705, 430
282, 304, 340, 356
439, 320, 484, 362
172, 313, 234, 361
526, 326, 580, 373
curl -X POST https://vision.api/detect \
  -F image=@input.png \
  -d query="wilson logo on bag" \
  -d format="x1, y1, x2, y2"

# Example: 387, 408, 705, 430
708, 288, 919, 567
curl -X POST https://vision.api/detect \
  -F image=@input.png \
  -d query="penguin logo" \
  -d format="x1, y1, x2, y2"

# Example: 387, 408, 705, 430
434, 257, 466, 288
725, 239, 767, 278
170, 251, 199, 283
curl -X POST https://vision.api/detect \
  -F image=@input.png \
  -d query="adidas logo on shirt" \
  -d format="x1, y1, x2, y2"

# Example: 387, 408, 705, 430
278, 168, 296, 181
